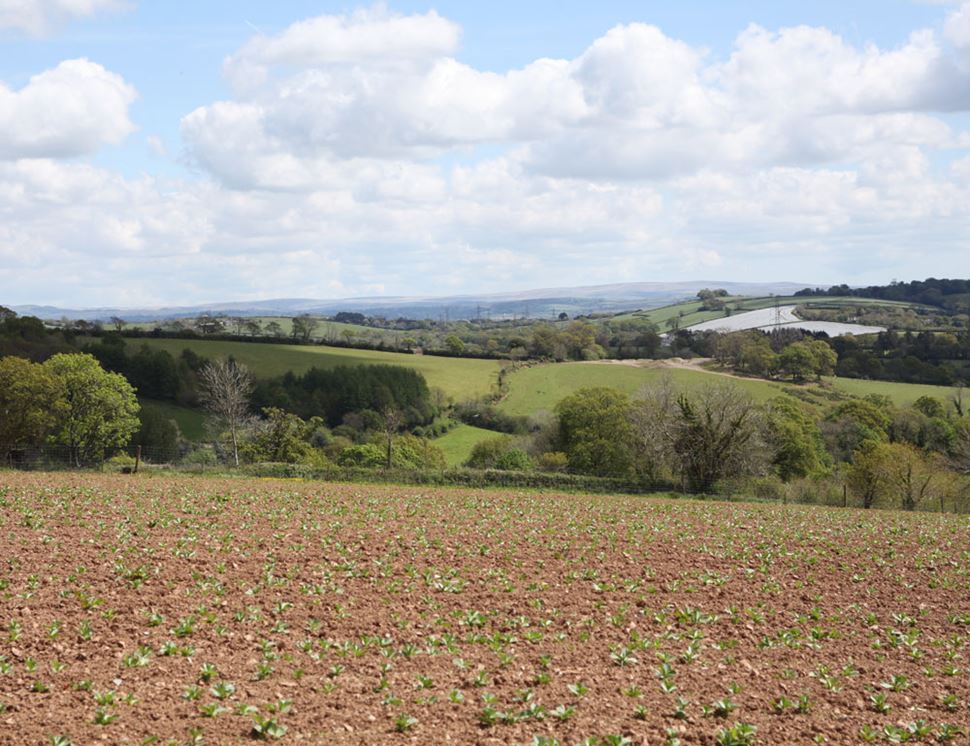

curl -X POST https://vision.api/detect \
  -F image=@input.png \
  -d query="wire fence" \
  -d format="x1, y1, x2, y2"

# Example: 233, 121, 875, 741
1, 444, 196, 472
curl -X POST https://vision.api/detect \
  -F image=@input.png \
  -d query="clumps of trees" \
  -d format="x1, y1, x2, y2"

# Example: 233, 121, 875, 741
464, 436, 534, 471
190, 358, 446, 472
714, 332, 837, 381
462, 378, 968, 511
251, 364, 436, 428
696, 288, 729, 312
544, 383, 769, 492
0, 353, 139, 465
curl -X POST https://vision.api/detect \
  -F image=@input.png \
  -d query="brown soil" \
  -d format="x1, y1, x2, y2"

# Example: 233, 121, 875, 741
581, 357, 749, 382
0, 472, 967, 745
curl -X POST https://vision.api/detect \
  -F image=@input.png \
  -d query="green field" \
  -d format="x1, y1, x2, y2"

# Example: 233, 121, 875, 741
128, 338, 500, 400
498, 363, 790, 416
499, 361, 963, 417
616, 295, 930, 330
139, 398, 206, 440
433, 424, 497, 466
828, 377, 960, 408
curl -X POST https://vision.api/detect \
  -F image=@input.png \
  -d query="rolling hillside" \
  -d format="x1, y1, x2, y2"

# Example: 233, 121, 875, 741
127, 338, 500, 400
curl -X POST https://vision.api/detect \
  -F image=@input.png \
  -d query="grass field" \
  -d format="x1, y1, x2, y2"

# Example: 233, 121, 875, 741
499, 361, 964, 417
616, 295, 930, 330
498, 363, 790, 416
139, 398, 206, 440
433, 424, 497, 466
128, 338, 501, 400
828, 377, 961, 408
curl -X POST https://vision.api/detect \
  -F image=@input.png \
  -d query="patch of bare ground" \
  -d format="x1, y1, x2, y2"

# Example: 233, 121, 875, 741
0, 472, 967, 745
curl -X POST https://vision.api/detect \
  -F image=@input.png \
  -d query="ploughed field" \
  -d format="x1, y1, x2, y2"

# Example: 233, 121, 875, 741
0, 474, 967, 745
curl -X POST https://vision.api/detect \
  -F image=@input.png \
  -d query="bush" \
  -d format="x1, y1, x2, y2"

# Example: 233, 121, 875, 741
106, 453, 136, 472
337, 444, 386, 468
465, 436, 514, 469
495, 449, 533, 471
536, 451, 568, 472
182, 446, 218, 467
454, 400, 531, 435
715, 475, 787, 502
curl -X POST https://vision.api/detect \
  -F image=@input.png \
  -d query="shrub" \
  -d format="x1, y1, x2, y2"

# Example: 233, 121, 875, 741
536, 451, 569, 472
337, 444, 386, 468
495, 449, 533, 471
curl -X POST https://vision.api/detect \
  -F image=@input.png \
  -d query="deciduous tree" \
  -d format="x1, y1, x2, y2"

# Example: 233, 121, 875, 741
198, 358, 253, 467
0, 356, 67, 460
43, 353, 140, 466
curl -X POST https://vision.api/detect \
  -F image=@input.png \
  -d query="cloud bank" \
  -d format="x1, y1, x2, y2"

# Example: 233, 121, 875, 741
4, 4, 970, 306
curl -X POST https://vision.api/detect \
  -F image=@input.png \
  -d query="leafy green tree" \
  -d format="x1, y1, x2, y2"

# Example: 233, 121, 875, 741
465, 435, 531, 470
389, 434, 446, 470
444, 335, 465, 355
845, 440, 939, 510
822, 399, 891, 462
243, 407, 313, 463
0, 356, 67, 459
337, 443, 385, 468
764, 398, 830, 481
291, 314, 319, 343
43, 353, 140, 465
912, 395, 946, 419
846, 441, 889, 509
777, 340, 837, 381
555, 388, 634, 477
531, 325, 565, 359
561, 321, 603, 360
495, 448, 533, 471
465, 435, 514, 469
880, 442, 939, 511
776, 342, 814, 381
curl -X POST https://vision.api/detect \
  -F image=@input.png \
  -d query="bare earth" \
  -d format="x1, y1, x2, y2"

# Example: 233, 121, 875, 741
0, 472, 967, 745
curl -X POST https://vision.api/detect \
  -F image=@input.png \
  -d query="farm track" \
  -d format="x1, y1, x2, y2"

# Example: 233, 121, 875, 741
582, 357, 752, 382
0, 472, 967, 744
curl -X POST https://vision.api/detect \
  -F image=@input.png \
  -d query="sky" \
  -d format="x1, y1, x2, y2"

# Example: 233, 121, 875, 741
2, 1, 970, 308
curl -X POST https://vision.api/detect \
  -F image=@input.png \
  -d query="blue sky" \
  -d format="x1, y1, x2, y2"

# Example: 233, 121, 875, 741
2, 1, 970, 307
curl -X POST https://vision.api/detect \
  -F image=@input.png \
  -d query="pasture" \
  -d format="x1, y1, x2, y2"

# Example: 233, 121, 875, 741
432, 424, 498, 466
498, 363, 790, 417
621, 296, 929, 331
127, 338, 501, 400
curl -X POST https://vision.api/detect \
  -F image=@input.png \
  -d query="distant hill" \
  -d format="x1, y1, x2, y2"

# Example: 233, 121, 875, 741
10, 281, 813, 322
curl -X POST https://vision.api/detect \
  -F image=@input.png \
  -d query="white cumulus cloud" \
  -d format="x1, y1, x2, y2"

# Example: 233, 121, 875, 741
0, 58, 136, 159
0, 0, 126, 36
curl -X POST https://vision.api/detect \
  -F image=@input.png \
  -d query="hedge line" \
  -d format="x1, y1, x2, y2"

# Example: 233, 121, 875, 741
239, 463, 671, 495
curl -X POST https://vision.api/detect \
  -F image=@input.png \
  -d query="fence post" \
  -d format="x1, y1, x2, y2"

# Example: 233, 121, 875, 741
134, 445, 141, 474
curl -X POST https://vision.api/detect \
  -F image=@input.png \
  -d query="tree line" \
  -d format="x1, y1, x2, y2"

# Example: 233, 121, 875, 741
458, 381, 970, 511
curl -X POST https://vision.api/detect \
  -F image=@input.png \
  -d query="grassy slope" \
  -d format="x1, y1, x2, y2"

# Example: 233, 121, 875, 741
499, 362, 962, 417
828, 377, 960, 408
499, 364, 789, 417
130, 338, 500, 400
139, 398, 206, 440
433, 424, 498, 467
615, 295, 930, 330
